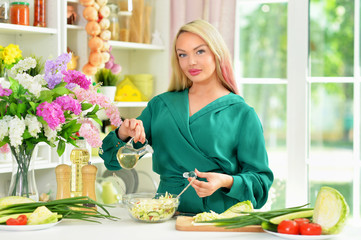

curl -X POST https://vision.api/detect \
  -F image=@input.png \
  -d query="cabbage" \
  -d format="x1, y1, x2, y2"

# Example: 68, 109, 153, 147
312, 186, 349, 235
193, 200, 254, 222
27, 206, 59, 225
0, 196, 34, 207
220, 200, 254, 218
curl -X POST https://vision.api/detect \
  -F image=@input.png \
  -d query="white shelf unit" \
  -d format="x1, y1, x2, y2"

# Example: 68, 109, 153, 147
0, 0, 169, 196
113, 101, 148, 107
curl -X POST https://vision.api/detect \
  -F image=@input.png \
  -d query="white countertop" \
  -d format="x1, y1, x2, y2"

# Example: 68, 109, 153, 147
0, 207, 359, 240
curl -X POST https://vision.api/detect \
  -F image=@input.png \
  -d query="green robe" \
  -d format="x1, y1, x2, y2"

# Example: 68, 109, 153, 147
100, 89, 273, 214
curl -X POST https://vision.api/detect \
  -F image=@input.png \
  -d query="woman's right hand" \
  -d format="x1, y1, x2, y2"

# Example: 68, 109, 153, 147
117, 118, 146, 143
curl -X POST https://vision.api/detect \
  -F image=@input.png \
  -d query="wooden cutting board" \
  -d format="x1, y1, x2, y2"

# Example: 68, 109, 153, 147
175, 216, 264, 232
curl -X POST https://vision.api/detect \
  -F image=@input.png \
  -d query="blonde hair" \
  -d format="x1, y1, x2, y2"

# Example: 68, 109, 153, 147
168, 19, 239, 94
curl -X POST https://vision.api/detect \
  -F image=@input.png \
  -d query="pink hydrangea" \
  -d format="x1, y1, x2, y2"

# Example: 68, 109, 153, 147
53, 95, 81, 115
74, 85, 122, 127
78, 119, 102, 148
0, 144, 10, 153
105, 105, 122, 127
36, 102, 65, 130
62, 70, 91, 90
0, 86, 12, 96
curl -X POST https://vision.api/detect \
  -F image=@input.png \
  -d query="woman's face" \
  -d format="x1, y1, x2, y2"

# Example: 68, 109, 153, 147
175, 32, 217, 85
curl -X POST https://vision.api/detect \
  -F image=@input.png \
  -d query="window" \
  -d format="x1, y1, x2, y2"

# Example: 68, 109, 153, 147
236, 0, 288, 210
235, 0, 360, 219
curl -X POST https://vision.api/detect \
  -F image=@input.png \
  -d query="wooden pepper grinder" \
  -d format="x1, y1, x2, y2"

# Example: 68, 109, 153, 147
81, 163, 97, 209
55, 164, 71, 200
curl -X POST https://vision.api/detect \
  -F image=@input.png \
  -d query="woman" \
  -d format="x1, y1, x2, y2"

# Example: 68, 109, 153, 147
99, 19, 273, 214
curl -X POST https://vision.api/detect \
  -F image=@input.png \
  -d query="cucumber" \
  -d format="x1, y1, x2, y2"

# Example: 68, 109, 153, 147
261, 221, 278, 232
0, 213, 32, 224
269, 209, 314, 225
147, 211, 160, 217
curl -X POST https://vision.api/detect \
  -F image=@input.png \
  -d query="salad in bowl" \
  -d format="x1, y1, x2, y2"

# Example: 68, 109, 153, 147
123, 192, 179, 223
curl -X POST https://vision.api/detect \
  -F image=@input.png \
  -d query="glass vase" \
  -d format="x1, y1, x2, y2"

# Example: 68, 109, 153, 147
8, 144, 39, 201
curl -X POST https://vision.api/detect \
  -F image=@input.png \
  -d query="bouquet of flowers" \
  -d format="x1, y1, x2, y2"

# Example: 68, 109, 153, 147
0, 52, 122, 156
0, 44, 22, 77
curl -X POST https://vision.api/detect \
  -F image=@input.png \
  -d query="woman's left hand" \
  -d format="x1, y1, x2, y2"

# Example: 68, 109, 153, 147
189, 169, 234, 198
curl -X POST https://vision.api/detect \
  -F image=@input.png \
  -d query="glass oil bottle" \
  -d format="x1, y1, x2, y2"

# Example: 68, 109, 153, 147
70, 137, 90, 197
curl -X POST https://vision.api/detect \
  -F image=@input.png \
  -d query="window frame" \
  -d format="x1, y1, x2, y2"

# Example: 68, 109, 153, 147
236, 0, 361, 220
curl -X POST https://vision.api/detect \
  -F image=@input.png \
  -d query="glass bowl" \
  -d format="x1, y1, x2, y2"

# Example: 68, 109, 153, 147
123, 192, 179, 223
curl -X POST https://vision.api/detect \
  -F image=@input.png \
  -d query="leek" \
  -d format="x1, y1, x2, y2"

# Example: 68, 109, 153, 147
0, 196, 119, 223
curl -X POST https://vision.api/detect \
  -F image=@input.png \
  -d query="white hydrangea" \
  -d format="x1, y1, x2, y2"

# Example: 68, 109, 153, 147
8, 57, 37, 78
33, 73, 47, 86
0, 116, 12, 141
43, 124, 58, 143
16, 73, 42, 97
25, 115, 42, 138
9, 116, 25, 147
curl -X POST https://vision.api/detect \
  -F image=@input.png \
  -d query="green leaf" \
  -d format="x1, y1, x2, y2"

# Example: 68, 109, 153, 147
81, 103, 93, 111
92, 117, 103, 126
17, 103, 27, 115
57, 140, 66, 157
25, 141, 35, 154
9, 76, 19, 93
88, 105, 99, 115
29, 102, 37, 112
54, 82, 67, 88
52, 86, 70, 96
39, 90, 54, 102
22, 130, 33, 139
0, 101, 7, 116
9, 103, 17, 115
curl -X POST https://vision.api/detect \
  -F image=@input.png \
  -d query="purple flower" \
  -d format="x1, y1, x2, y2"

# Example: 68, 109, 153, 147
53, 95, 82, 115
45, 72, 63, 89
36, 102, 65, 130
0, 85, 12, 96
111, 63, 122, 74
62, 70, 91, 90
44, 53, 71, 89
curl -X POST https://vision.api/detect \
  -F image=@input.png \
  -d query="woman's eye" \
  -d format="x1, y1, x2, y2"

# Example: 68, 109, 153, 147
196, 49, 205, 55
178, 53, 186, 58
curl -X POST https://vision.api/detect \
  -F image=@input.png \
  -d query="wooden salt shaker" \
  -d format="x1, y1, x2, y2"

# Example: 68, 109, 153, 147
55, 164, 71, 200
81, 164, 97, 209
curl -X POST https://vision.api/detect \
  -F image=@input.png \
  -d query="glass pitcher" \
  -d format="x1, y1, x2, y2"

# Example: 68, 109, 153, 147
116, 137, 153, 169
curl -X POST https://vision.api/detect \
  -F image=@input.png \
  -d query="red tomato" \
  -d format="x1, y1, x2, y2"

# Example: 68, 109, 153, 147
6, 215, 27, 225
294, 218, 310, 226
300, 223, 322, 235
277, 220, 299, 235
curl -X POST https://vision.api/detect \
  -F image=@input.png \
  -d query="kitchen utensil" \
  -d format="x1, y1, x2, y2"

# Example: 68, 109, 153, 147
176, 171, 197, 199
116, 137, 153, 169
123, 192, 179, 223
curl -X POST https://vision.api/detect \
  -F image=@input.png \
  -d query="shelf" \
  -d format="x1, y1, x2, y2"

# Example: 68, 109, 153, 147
0, 23, 57, 35
67, 25, 84, 30
109, 41, 165, 51
113, 101, 148, 107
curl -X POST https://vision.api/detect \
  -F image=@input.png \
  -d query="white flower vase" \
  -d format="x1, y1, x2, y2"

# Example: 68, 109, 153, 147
8, 144, 39, 201
99, 86, 117, 102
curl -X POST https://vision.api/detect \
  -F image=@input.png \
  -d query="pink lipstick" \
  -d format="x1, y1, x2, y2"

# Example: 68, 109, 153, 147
189, 69, 202, 76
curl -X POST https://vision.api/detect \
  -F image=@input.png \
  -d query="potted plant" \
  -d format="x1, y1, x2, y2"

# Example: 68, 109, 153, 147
95, 49, 122, 102
95, 68, 121, 102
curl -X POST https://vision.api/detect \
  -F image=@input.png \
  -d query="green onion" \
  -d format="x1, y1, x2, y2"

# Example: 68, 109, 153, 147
0, 196, 119, 223
201, 204, 313, 229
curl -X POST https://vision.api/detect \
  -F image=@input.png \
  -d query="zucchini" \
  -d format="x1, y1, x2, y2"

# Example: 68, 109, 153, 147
261, 221, 278, 232
269, 209, 314, 225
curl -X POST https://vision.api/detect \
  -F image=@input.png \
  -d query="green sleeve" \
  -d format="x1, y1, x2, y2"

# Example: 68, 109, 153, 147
225, 108, 274, 209
99, 129, 125, 171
